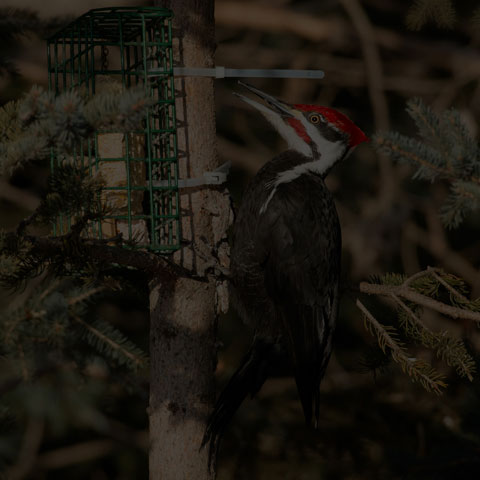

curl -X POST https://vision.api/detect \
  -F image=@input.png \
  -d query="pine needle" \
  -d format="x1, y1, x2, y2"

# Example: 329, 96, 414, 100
357, 299, 447, 394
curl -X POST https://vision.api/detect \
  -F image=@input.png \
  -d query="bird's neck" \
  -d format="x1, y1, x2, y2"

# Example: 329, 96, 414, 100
305, 140, 348, 177
259, 149, 344, 214
281, 139, 347, 181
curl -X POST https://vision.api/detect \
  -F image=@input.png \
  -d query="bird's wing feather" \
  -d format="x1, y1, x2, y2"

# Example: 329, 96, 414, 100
255, 177, 341, 425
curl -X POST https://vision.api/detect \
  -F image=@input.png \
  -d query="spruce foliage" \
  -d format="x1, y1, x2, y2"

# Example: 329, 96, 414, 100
374, 98, 480, 228
405, 0, 480, 30
0, 8, 69, 77
0, 81, 152, 470
0, 86, 153, 176
1, 280, 147, 376
361, 96, 480, 392
360, 269, 477, 393
406, 0, 456, 30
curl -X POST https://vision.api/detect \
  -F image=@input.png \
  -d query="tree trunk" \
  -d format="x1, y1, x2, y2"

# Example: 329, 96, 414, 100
149, 1, 228, 479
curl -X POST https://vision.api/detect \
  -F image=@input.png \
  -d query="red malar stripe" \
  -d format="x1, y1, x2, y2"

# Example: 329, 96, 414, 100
287, 117, 311, 143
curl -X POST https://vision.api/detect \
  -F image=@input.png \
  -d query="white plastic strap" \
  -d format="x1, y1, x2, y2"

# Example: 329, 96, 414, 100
147, 67, 325, 79
153, 161, 230, 189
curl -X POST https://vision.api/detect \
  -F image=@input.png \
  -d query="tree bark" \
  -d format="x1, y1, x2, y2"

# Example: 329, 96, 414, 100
149, 1, 228, 479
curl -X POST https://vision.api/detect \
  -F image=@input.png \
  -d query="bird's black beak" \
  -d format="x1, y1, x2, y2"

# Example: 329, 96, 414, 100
234, 81, 294, 118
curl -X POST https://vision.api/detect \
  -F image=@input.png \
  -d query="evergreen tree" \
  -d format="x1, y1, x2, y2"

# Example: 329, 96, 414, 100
0, 85, 157, 475
406, 0, 480, 30
356, 99, 480, 393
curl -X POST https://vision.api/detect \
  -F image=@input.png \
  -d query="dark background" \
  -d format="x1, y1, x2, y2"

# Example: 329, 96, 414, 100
1, 0, 480, 479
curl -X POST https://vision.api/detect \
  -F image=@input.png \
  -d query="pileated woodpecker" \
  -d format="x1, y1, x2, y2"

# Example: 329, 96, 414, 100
203, 82, 368, 464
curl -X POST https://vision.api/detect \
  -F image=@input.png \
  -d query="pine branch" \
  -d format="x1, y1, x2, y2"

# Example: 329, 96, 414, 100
71, 314, 147, 371
2, 230, 196, 283
374, 98, 480, 228
67, 287, 106, 308
1, 278, 148, 379
434, 332, 476, 381
0, 86, 154, 176
391, 294, 474, 380
0, 100, 21, 142
406, 0, 456, 30
441, 109, 480, 175
0, 231, 43, 290
357, 299, 447, 394
359, 281, 480, 323
440, 181, 480, 228
374, 132, 452, 181
357, 267, 477, 389
406, 98, 455, 170
391, 294, 432, 340
428, 267, 469, 303
35, 164, 105, 224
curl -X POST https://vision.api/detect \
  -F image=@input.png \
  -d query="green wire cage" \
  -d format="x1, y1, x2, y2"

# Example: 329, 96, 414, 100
47, 7, 180, 252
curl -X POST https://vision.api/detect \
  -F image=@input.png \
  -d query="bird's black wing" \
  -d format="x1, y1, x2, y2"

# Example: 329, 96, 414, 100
256, 175, 341, 426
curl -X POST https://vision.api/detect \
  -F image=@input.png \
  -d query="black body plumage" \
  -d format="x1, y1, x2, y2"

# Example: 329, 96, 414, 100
203, 149, 342, 465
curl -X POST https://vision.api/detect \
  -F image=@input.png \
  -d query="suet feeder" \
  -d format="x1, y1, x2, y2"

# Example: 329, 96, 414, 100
47, 7, 180, 252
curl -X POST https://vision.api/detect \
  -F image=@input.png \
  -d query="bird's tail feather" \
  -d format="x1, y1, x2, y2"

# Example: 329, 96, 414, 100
281, 304, 333, 429
201, 338, 274, 470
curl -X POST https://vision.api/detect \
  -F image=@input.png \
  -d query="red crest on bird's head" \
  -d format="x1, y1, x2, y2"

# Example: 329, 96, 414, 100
234, 82, 369, 173
294, 104, 370, 148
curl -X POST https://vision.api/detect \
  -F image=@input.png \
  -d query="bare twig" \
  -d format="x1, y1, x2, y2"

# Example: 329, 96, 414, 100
67, 286, 106, 306
216, 0, 480, 76
218, 44, 448, 96
3, 231, 205, 283
7, 417, 45, 480
37, 439, 114, 470
37, 278, 62, 302
339, 0, 398, 220
35, 430, 148, 470
400, 226, 422, 275
359, 282, 480, 323
402, 268, 431, 286
17, 344, 29, 380
216, 1, 345, 44
339, 0, 389, 130
405, 222, 480, 291
0, 179, 40, 212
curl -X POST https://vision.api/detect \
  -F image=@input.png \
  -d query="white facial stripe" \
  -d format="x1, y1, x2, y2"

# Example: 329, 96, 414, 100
259, 115, 348, 214
300, 115, 347, 175
241, 97, 312, 158
265, 110, 311, 158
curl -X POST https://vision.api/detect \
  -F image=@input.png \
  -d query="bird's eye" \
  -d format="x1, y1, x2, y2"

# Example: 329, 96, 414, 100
309, 114, 320, 124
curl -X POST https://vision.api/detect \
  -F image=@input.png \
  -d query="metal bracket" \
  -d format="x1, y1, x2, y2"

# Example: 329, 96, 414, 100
153, 161, 230, 189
